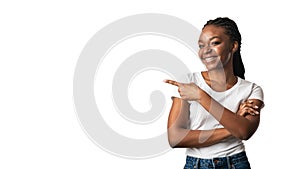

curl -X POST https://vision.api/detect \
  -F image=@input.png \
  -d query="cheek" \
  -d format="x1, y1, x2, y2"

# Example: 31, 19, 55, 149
198, 48, 207, 59
198, 47, 219, 57
198, 49, 203, 57
212, 48, 220, 55
215, 46, 230, 57
211, 47, 222, 57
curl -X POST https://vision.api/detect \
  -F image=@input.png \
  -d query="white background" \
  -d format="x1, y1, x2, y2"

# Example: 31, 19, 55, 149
1, 0, 299, 168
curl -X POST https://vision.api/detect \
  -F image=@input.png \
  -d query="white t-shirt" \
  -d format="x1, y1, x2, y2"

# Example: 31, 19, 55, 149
172, 72, 264, 158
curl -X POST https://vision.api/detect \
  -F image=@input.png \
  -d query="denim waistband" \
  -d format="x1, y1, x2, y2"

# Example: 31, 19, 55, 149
185, 151, 250, 169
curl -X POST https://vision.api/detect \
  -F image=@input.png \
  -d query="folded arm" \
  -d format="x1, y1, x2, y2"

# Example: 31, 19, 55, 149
198, 91, 263, 140
167, 97, 231, 148
164, 79, 264, 141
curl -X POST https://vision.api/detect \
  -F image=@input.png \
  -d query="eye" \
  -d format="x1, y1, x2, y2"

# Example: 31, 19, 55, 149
211, 41, 221, 46
199, 44, 205, 49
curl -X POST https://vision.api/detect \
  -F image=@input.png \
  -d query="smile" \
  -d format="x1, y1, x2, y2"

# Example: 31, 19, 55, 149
201, 56, 218, 63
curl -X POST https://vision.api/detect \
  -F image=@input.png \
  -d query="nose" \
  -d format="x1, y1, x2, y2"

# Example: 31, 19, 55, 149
203, 46, 212, 54
199, 46, 212, 56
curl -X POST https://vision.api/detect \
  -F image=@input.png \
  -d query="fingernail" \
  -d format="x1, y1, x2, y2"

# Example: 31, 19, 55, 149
254, 105, 259, 109
255, 111, 260, 114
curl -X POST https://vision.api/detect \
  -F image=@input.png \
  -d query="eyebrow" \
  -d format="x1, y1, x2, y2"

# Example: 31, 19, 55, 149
198, 36, 221, 43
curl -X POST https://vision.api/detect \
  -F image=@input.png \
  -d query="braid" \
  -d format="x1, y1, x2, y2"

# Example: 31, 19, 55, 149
203, 17, 245, 79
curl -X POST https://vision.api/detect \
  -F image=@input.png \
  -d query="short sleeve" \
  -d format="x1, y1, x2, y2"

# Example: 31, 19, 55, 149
249, 83, 265, 108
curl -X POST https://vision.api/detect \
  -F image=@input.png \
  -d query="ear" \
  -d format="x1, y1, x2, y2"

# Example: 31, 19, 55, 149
232, 41, 239, 53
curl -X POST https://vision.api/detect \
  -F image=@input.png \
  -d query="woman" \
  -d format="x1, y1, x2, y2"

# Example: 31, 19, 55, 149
164, 17, 264, 169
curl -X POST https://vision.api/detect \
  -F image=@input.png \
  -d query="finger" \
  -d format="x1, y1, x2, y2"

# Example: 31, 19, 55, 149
164, 79, 180, 87
239, 103, 247, 109
239, 110, 255, 117
243, 103, 259, 110
247, 100, 260, 109
247, 112, 256, 116
238, 110, 247, 116
244, 107, 259, 115
249, 108, 260, 115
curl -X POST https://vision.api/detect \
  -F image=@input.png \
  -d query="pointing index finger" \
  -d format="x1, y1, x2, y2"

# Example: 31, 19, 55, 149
163, 79, 180, 87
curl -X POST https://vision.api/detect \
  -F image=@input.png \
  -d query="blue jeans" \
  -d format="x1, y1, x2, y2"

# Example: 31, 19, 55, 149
183, 151, 251, 169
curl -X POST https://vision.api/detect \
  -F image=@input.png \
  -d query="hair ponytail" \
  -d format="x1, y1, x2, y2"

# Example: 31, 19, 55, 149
203, 17, 245, 79
233, 49, 245, 79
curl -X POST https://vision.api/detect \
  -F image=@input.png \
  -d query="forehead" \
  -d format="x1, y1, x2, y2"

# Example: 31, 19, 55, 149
199, 25, 229, 41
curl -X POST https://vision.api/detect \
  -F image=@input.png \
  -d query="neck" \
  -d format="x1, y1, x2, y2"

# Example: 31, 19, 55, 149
208, 68, 235, 82
202, 65, 237, 91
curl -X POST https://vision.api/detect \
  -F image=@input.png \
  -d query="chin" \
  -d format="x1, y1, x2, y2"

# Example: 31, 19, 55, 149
204, 64, 224, 72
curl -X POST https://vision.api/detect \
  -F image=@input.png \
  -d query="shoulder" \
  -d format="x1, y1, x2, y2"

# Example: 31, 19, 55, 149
239, 78, 263, 91
239, 78, 264, 102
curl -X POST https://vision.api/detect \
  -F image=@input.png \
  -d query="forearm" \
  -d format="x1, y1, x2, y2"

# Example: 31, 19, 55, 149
168, 128, 231, 148
198, 91, 254, 140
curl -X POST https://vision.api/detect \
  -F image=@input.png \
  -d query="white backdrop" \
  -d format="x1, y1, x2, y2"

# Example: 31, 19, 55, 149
1, 0, 299, 168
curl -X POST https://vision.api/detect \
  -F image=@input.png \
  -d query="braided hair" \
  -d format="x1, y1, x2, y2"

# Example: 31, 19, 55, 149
203, 17, 245, 79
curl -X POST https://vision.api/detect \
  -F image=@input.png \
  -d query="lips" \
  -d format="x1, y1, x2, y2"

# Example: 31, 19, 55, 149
201, 56, 218, 63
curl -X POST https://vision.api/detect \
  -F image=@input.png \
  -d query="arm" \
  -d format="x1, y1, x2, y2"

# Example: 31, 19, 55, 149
167, 97, 231, 148
164, 79, 264, 141
198, 90, 263, 140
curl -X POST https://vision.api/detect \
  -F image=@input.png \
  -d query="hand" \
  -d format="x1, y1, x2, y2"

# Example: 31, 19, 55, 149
237, 100, 260, 117
164, 79, 202, 101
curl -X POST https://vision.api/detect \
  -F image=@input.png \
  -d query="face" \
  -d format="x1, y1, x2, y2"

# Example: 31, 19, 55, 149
198, 25, 237, 71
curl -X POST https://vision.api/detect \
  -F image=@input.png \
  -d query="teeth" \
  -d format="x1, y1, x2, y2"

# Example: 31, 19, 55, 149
203, 56, 216, 62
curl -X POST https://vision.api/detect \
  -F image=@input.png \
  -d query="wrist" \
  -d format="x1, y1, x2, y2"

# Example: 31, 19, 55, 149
196, 87, 204, 102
